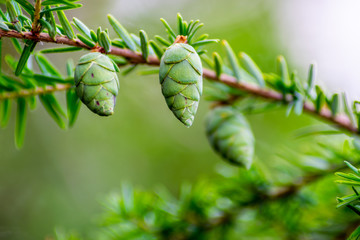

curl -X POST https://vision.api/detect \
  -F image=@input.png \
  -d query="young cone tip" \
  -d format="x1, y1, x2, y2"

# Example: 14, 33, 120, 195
174, 35, 188, 44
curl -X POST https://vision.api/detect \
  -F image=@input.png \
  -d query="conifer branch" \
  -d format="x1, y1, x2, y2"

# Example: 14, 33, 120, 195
0, 3, 357, 238
0, 30, 352, 133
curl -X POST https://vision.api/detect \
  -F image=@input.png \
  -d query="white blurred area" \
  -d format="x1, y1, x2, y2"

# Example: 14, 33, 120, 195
276, 0, 360, 100
106, 0, 194, 25
110, 0, 188, 16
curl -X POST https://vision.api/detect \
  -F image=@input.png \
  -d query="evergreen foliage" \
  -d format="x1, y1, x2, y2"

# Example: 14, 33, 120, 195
0, 0, 358, 239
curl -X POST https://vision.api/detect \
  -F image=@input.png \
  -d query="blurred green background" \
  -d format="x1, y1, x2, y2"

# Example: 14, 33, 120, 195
0, 0, 335, 239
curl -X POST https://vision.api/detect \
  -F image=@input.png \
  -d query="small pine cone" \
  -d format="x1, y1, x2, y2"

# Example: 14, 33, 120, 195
159, 43, 203, 127
74, 52, 120, 116
206, 106, 255, 169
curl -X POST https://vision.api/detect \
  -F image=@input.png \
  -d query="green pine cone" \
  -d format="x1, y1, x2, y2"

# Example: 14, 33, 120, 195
206, 106, 255, 169
74, 52, 120, 116
159, 43, 203, 127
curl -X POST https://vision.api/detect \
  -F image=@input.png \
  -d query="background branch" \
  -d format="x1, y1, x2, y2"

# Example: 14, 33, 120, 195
0, 83, 71, 100
201, 163, 350, 234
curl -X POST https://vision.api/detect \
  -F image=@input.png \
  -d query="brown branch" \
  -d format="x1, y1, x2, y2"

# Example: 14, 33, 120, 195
0, 30, 357, 134
203, 69, 358, 134
0, 84, 72, 100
